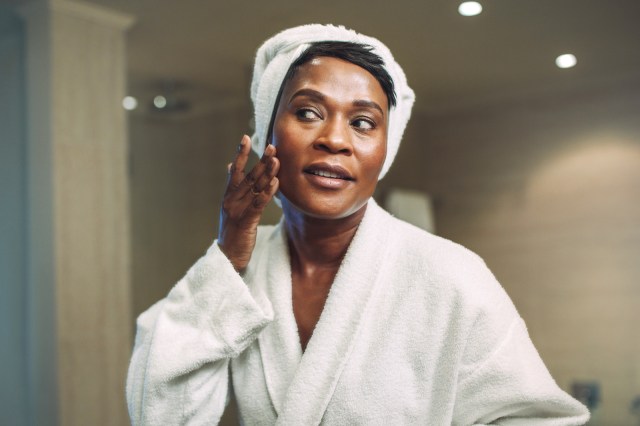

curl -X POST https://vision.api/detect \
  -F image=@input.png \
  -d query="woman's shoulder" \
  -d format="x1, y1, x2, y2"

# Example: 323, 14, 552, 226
383, 212, 512, 308
383, 211, 485, 274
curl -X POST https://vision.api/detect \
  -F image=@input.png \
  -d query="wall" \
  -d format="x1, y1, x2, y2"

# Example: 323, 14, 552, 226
381, 84, 640, 424
0, 7, 28, 425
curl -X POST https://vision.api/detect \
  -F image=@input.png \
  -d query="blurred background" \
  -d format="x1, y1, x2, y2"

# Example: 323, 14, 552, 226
1, 0, 639, 425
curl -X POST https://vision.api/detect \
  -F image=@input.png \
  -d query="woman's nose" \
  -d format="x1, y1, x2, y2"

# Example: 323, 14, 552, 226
313, 117, 352, 155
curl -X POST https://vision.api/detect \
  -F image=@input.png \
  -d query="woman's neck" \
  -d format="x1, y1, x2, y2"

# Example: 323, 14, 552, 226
283, 202, 368, 275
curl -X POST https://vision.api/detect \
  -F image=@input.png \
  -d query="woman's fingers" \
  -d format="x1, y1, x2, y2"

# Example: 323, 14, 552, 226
227, 135, 252, 190
251, 176, 280, 211
240, 150, 279, 215
217, 137, 279, 272
230, 143, 277, 201
250, 155, 280, 196
222, 137, 279, 220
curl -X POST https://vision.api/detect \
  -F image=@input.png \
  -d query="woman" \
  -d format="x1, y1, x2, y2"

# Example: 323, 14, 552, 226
127, 24, 589, 425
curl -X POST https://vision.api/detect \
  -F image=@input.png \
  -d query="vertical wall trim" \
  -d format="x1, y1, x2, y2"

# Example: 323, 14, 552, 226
18, 1, 135, 424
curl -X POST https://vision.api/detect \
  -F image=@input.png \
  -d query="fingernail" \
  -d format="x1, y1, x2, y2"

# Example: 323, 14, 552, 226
265, 144, 274, 155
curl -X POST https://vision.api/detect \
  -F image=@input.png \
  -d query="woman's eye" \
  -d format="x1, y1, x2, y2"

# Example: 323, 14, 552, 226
352, 118, 375, 131
296, 108, 319, 120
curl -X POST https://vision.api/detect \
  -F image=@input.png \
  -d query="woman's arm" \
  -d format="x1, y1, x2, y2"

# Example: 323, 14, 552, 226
126, 242, 273, 425
127, 135, 279, 425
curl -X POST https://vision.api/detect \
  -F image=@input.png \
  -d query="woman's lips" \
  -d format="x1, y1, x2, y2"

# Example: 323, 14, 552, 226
303, 163, 354, 189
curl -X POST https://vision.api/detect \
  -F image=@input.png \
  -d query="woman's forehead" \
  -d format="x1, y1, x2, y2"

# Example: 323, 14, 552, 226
283, 56, 389, 110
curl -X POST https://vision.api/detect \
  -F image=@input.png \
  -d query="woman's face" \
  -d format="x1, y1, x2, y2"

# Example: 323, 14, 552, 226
271, 56, 388, 219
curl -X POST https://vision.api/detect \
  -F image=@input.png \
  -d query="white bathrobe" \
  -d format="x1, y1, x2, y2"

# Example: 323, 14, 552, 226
126, 199, 589, 425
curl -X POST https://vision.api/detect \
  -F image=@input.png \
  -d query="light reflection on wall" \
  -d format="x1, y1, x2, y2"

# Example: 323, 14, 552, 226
522, 136, 640, 423
526, 136, 640, 214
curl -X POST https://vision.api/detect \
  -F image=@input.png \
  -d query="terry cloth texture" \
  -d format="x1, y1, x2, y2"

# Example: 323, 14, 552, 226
250, 24, 415, 180
127, 199, 590, 425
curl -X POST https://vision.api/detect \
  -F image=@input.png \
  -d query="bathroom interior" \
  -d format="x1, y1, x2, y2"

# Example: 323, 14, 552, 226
1, 0, 639, 425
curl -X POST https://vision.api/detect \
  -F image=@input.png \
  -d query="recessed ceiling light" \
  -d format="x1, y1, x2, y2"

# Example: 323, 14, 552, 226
555, 53, 577, 69
459, 1, 483, 17
153, 95, 167, 109
122, 96, 138, 110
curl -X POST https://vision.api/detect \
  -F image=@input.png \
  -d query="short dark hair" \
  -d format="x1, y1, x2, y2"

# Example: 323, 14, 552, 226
286, 41, 396, 108
267, 41, 397, 142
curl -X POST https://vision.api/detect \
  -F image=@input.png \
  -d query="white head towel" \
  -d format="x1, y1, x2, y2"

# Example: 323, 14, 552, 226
250, 24, 415, 180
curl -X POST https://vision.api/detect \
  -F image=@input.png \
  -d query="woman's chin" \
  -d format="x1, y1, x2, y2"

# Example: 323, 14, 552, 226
278, 191, 368, 221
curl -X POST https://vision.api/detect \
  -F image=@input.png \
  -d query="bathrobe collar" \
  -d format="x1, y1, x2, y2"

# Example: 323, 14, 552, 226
256, 198, 392, 424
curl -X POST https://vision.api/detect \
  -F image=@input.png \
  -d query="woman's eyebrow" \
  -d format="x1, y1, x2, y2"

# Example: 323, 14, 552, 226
288, 88, 325, 104
289, 88, 384, 115
352, 99, 384, 115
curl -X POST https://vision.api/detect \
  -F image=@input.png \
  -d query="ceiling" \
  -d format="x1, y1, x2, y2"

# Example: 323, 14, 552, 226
82, 0, 640, 114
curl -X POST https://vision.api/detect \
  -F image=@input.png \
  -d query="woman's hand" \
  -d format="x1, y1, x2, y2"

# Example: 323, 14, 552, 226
217, 135, 280, 272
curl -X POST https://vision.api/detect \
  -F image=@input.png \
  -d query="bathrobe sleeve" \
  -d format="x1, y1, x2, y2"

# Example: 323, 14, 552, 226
432, 247, 591, 426
126, 241, 273, 426
454, 316, 589, 425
